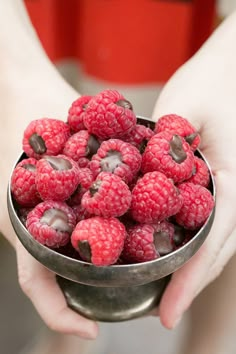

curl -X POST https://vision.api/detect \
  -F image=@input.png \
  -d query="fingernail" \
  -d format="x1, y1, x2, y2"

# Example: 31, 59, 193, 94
79, 331, 96, 340
173, 314, 182, 328
80, 324, 98, 339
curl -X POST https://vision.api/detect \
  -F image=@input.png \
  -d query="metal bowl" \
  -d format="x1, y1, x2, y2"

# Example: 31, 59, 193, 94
7, 117, 216, 322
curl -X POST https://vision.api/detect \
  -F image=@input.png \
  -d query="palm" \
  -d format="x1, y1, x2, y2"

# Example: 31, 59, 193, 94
152, 59, 236, 328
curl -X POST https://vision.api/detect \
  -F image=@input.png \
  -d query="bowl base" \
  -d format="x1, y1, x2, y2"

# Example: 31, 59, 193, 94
56, 275, 170, 322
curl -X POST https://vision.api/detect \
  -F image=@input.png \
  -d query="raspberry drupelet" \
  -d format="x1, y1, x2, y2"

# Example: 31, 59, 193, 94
71, 204, 93, 223
90, 139, 142, 183
154, 113, 201, 151
17, 207, 33, 227
36, 154, 80, 201
81, 172, 132, 218
26, 201, 76, 248
63, 130, 100, 168
175, 182, 215, 229
67, 95, 92, 132
71, 216, 126, 266
67, 167, 94, 206
186, 156, 210, 187
131, 171, 183, 223
122, 220, 175, 263
122, 124, 154, 151
22, 118, 70, 159
83, 89, 137, 139
141, 131, 195, 183
11, 157, 41, 207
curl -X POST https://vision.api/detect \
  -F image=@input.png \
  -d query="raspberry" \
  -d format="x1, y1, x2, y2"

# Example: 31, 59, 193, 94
23, 118, 70, 159
67, 95, 92, 132
63, 130, 100, 168
128, 173, 142, 191
131, 171, 183, 223
71, 216, 126, 266
17, 207, 33, 226
56, 242, 82, 260
141, 131, 195, 183
123, 224, 160, 263
172, 224, 187, 248
154, 114, 201, 151
175, 182, 215, 229
11, 158, 41, 207
67, 167, 94, 206
122, 124, 154, 151
71, 204, 93, 223
151, 221, 175, 255
83, 89, 137, 139
186, 156, 210, 187
26, 201, 76, 248
122, 220, 175, 263
81, 172, 132, 218
177, 230, 195, 248
36, 154, 80, 201
90, 139, 142, 183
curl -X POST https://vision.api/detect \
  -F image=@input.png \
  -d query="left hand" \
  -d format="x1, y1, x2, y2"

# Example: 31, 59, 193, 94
152, 40, 236, 328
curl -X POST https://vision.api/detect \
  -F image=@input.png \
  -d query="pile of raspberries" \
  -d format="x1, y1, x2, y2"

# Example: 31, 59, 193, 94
11, 89, 215, 266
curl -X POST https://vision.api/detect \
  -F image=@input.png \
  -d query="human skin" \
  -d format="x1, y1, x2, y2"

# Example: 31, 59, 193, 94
1, 0, 236, 340
0, 0, 98, 339
152, 10, 236, 329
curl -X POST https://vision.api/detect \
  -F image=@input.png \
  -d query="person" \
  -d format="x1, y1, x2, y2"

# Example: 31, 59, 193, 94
1, 1, 236, 353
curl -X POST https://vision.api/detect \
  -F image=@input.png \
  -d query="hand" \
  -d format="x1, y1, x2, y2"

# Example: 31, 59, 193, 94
0, 68, 98, 339
152, 30, 236, 328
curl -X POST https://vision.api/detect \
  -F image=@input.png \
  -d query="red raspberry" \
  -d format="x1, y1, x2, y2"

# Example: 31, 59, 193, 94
81, 172, 132, 218
122, 124, 154, 151
154, 114, 201, 151
122, 220, 175, 263
123, 224, 160, 263
11, 158, 41, 207
71, 216, 126, 266
17, 207, 33, 226
83, 89, 137, 139
186, 156, 210, 187
176, 230, 195, 248
56, 242, 82, 260
131, 171, 183, 223
172, 224, 188, 248
128, 173, 142, 191
67, 167, 94, 206
63, 130, 100, 168
71, 204, 93, 223
175, 182, 215, 229
141, 131, 195, 183
36, 154, 80, 201
23, 118, 70, 159
90, 139, 142, 183
26, 201, 76, 248
67, 95, 92, 132
151, 221, 175, 255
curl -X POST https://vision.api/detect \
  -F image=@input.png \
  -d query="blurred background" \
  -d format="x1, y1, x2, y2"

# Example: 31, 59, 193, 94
1, 1, 236, 354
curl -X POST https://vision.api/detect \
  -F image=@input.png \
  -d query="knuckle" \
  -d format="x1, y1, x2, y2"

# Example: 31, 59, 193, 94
45, 312, 64, 333
45, 318, 59, 332
208, 264, 225, 285
204, 241, 220, 264
18, 267, 34, 297
213, 265, 224, 280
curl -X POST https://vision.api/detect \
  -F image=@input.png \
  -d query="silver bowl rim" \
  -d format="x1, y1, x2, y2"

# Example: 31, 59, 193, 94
7, 116, 216, 272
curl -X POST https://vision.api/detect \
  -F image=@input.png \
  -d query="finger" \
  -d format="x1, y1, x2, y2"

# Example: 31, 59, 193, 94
16, 240, 98, 339
151, 80, 204, 132
159, 171, 236, 329
197, 227, 236, 292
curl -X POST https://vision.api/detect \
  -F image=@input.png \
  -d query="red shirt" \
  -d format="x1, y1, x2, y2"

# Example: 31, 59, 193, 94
25, 0, 216, 84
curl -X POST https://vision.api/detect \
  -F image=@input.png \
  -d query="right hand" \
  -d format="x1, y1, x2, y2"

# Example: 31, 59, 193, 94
0, 67, 98, 339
